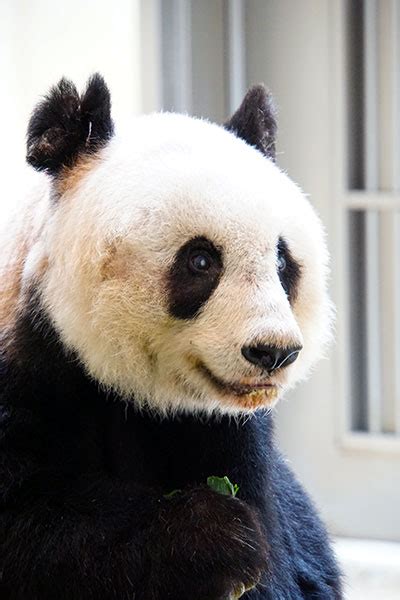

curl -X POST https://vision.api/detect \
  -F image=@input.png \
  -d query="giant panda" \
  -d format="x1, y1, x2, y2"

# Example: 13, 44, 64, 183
0, 74, 342, 600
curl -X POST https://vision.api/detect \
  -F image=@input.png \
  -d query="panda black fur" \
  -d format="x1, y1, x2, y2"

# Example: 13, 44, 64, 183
0, 75, 342, 599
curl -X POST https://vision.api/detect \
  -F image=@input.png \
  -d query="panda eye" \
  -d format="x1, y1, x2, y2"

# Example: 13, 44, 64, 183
168, 236, 224, 319
189, 251, 212, 273
276, 236, 302, 304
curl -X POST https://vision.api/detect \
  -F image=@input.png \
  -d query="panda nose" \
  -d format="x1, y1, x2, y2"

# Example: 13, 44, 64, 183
241, 344, 302, 373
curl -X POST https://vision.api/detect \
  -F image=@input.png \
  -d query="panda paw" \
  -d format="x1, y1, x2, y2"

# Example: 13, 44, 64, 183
146, 486, 268, 599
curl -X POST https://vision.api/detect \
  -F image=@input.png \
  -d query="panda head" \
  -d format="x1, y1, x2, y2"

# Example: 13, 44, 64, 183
25, 74, 332, 417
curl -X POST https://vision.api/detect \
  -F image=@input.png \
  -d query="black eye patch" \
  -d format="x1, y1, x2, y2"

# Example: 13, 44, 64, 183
167, 236, 223, 319
277, 237, 301, 303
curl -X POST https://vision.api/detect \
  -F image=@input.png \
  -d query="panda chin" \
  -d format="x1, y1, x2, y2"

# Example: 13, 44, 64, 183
198, 363, 279, 410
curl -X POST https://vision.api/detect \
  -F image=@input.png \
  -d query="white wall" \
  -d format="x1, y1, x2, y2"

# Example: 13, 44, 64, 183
0, 0, 142, 222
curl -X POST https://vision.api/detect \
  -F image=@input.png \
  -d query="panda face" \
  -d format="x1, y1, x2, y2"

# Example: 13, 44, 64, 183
22, 77, 332, 416
32, 108, 332, 417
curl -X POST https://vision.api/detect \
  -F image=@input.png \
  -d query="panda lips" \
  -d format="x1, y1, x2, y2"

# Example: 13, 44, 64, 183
199, 363, 277, 397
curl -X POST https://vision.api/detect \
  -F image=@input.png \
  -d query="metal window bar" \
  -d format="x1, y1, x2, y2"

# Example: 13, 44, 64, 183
390, 2, 400, 434
378, 0, 398, 433
161, 0, 192, 113
224, 0, 245, 115
363, 0, 381, 434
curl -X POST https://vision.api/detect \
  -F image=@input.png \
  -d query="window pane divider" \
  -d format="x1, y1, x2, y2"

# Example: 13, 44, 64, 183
345, 191, 400, 211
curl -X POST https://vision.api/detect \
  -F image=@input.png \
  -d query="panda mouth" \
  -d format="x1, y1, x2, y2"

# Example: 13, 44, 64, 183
199, 363, 278, 397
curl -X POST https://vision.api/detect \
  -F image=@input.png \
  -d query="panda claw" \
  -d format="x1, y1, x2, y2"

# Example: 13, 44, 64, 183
229, 582, 246, 599
229, 579, 258, 599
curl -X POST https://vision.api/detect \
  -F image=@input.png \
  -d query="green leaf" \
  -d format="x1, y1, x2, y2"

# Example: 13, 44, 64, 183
207, 475, 239, 497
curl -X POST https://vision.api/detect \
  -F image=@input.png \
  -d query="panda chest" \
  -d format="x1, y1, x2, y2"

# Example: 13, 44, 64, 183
102, 402, 254, 492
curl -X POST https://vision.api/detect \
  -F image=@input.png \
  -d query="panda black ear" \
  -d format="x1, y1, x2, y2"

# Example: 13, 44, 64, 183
26, 73, 114, 175
224, 85, 277, 161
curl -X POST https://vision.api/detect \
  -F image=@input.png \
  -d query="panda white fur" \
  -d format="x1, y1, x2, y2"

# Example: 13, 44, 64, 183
0, 75, 342, 599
